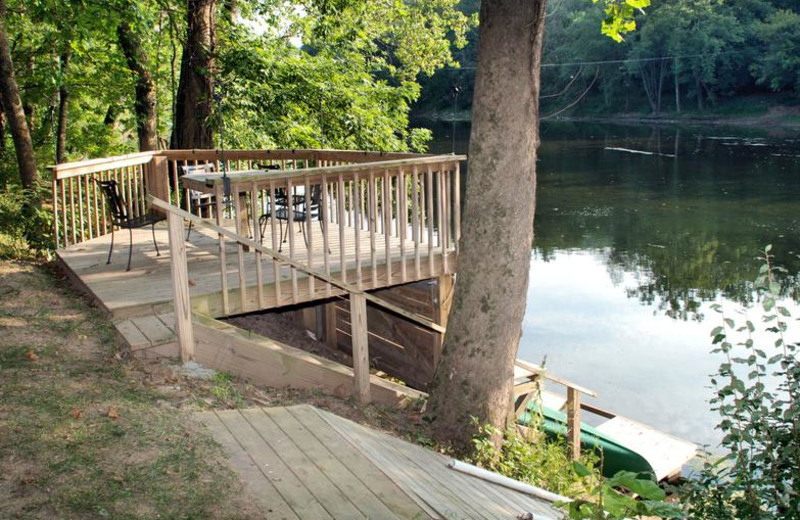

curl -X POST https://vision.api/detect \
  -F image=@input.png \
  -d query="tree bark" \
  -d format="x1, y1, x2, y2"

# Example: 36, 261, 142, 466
117, 21, 158, 151
0, 0, 37, 188
171, 0, 215, 150
427, 0, 546, 452
56, 51, 69, 163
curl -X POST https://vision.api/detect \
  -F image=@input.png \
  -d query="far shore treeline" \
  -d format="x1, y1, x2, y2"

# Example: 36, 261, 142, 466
416, 0, 800, 121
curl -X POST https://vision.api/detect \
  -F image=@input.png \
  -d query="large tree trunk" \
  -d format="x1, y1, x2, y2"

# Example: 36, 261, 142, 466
427, 0, 546, 452
0, 0, 37, 188
117, 21, 158, 151
56, 51, 69, 163
171, 0, 215, 150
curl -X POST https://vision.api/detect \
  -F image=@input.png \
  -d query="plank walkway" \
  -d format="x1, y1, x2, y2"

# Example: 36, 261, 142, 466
57, 219, 453, 320
197, 405, 563, 520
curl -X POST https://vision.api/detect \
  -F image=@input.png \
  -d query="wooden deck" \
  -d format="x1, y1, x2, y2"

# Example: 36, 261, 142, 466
198, 405, 563, 520
57, 218, 454, 320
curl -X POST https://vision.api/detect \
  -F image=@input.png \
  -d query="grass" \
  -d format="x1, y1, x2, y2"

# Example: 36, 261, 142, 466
0, 259, 434, 519
0, 260, 265, 520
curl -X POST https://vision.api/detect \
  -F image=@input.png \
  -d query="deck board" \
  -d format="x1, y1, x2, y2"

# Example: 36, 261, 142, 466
58, 219, 454, 319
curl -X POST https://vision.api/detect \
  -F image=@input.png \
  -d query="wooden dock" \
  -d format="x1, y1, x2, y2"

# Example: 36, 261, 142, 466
198, 405, 563, 520
57, 217, 452, 320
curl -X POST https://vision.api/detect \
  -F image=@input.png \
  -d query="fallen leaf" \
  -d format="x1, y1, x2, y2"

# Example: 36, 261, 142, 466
106, 406, 119, 420
25, 350, 39, 362
70, 409, 82, 419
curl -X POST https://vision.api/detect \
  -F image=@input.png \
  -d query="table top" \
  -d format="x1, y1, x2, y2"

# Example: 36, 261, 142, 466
181, 170, 264, 193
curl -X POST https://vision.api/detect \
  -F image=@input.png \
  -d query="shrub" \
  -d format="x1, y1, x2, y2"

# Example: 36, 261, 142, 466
683, 245, 800, 519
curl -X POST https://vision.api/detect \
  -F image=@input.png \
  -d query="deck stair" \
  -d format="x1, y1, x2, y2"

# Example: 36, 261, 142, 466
113, 312, 178, 358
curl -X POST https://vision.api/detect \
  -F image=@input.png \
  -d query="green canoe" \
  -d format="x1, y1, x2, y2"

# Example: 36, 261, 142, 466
518, 404, 655, 479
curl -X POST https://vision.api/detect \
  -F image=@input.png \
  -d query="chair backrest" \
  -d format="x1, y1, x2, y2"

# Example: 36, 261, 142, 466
96, 179, 129, 223
181, 163, 215, 176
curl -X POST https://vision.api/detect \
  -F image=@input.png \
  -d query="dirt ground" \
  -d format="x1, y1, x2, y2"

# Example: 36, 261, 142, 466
0, 259, 433, 519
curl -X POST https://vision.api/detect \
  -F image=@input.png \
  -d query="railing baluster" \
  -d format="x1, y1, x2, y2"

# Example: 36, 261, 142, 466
426, 165, 434, 276
383, 169, 392, 284
84, 175, 93, 240
412, 165, 420, 279
369, 171, 377, 288
269, 180, 281, 306
305, 176, 314, 297
398, 167, 407, 282
138, 164, 146, 217
126, 166, 134, 218
233, 187, 247, 312
337, 174, 346, 283
60, 179, 69, 247
251, 182, 265, 308
214, 184, 230, 315
354, 172, 362, 289
99, 170, 108, 236
438, 164, 447, 273
93, 173, 101, 237
77, 175, 85, 243
321, 175, 331, 297
288, 178, 298, 303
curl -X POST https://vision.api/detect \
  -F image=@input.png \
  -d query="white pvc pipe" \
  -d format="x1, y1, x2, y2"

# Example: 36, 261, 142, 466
447, 459, 572, 504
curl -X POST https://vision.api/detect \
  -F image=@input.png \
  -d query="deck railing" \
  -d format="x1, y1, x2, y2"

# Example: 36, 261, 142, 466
149, 194, 450, 405
180, 155, 463, 316
49, 149, 428, 249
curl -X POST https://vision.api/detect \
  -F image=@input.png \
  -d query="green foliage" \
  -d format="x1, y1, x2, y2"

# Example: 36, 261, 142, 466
751, 9, 800, 95
682, 245, 800, 519
0, 185, 53, 258
471, 421, 598, 498
470, 421, 682, 519
565, 463, 684, 519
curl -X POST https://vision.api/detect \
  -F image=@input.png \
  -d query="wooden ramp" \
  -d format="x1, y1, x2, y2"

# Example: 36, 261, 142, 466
197, 405, 563, 520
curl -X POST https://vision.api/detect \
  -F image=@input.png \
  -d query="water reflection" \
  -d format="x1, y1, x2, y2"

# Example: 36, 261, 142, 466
425, 120, 800, 448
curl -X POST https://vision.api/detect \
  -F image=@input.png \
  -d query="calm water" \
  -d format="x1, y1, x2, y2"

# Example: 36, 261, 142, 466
426, 121, 800, 448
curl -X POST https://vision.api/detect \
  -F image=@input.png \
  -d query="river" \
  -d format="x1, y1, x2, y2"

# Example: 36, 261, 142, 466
425, 120, 800, 449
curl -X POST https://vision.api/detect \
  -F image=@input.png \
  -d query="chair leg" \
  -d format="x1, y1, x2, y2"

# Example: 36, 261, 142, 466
126, 228, 133, 272
301, 220, 310, 249
186, 220, 193, 240
107, 227, 115, 265
319, 219, 331, 254
152, 222, 161, 256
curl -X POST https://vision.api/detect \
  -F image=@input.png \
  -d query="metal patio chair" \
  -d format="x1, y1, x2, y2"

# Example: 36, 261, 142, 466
96, 179, 165, 272
182, 163, 216, 240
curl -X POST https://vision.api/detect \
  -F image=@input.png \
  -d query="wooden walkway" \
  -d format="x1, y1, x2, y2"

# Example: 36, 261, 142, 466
198, 405, 563, 520
57, 218, 453, 320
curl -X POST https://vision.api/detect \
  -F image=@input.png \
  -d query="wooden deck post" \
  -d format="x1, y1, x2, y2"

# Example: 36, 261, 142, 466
324, 302, 338, 349
350, 293, 370, 404
433, 274, 454, 368
566, 387, 581, 460
146, 155, 170, 215
167, 211, 195, 362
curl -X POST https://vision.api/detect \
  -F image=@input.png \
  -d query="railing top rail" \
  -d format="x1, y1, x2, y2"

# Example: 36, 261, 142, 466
148, 195, 447, 334
515, 359, 598, 397
48, 148, 461, 180
190, 154, 467, 188
49, 151, 156, 179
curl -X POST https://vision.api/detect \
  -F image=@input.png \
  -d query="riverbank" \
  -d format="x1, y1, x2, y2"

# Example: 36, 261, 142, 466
413, 95, 800, 130
0, 260, 433, 519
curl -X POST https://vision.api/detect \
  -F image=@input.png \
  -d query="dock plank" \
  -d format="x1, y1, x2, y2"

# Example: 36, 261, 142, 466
240, 409, 367, 519
215, 410, 334, 520
286, 405, 429, 520
196, 412, 299, 520
264, 406, 402, 520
